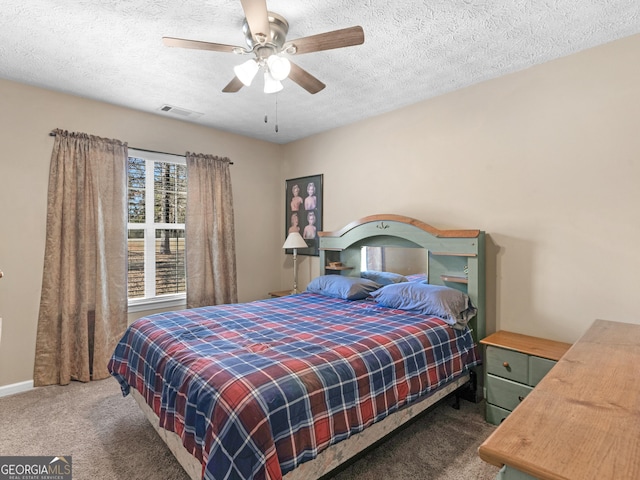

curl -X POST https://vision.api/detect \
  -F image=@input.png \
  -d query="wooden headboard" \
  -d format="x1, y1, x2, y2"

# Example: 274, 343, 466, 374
318, 214, 486, 341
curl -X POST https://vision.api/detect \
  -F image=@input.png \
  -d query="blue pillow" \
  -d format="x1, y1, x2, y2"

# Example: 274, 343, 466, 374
361, 270, 408, 286
370, 282, 477, 327
306, 275, 381, 300
406, 273, 428, 283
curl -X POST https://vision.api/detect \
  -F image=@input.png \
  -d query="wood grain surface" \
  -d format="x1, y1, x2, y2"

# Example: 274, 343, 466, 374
480, 330, 571, 361
478, 319, 640, 480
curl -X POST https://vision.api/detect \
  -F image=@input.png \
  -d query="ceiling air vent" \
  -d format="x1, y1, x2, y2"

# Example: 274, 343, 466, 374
158, 104, 203, 118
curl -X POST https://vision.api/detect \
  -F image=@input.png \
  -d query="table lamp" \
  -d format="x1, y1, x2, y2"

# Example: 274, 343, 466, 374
282, 232, 308, 293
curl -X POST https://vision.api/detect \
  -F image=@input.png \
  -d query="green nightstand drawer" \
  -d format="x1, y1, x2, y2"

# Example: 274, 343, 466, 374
528, 356, 556, 386
486, 374, 533, 411
486, 403, 511, 425
486, 346, 529, 384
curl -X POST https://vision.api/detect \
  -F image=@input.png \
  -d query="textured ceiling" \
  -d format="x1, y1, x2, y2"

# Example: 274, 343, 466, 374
1, 1, 639, 144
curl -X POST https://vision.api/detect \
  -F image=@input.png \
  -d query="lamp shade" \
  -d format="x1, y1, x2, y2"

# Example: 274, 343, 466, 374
234, 59, 259, 86
267, 55, 291, 81
282, 232, 307, 249
263, 71, 283, 94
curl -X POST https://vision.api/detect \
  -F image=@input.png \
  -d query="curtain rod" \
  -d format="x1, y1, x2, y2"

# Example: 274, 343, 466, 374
48, 131, 233, 164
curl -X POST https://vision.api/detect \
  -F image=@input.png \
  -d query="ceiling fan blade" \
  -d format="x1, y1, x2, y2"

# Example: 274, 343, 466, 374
222, 76, 244, 93
163, 37, 238, 53
289, 62, 325, 94
285, 26, 364, 55
239, 0, 270, 42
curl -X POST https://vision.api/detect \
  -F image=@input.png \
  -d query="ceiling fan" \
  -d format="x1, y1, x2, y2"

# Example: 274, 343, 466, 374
162, 0, 364, 95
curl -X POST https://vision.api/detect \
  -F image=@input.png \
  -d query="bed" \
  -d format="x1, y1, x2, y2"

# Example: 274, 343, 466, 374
109, 214, 486, 480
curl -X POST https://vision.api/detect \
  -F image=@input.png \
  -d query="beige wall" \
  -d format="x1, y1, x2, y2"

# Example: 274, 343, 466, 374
0, 80, 283, 386
1, 34, 639, 389
283, 34, 640, 344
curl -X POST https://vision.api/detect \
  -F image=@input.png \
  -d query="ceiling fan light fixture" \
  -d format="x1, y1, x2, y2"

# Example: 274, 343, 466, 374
266, 55, 291, 81
234, 59, 259, 86
263, 71, 283, 94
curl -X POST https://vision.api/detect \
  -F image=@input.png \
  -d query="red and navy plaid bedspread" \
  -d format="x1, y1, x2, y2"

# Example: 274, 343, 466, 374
108, 292, 478, 480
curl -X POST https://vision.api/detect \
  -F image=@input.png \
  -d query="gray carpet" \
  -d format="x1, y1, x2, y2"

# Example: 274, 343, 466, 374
0, 379, 499, 480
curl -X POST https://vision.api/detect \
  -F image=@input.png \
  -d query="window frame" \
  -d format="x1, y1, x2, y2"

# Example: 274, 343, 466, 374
127, 149, 187, 312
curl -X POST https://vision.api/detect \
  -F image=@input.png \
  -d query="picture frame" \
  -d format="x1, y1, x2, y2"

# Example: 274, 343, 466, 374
285, 174, 323, 256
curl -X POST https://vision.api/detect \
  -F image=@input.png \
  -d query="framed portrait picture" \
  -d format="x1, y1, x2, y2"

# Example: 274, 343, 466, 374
285, 174, 323, 256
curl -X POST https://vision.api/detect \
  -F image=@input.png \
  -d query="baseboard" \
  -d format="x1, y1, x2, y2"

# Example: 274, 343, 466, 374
0, 380, 33, 398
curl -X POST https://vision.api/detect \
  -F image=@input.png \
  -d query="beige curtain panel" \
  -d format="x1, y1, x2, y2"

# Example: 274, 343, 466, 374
34, 129, 128, 386
185, 152, 238, 308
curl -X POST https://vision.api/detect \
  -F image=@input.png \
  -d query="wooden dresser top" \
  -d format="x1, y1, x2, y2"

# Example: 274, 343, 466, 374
480, 330, 571, 361
478, 319, 640, 480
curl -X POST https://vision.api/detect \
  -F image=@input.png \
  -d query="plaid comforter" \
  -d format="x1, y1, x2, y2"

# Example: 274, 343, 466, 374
108, 292, 478, 480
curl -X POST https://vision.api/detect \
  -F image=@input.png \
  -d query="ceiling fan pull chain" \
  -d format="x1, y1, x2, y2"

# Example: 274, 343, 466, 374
265, 93, 269, 124
275, 94, 279, 133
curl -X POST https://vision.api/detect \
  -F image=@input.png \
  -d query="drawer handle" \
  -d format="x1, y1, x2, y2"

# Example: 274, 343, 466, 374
518, 395, 525, 402
502, 361, 511, 371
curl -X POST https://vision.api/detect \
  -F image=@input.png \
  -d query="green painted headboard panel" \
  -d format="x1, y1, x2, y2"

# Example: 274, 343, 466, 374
318, 214, 486, 341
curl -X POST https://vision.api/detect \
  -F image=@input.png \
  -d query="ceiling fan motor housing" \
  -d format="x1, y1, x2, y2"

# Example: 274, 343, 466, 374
243, 12, 289, 59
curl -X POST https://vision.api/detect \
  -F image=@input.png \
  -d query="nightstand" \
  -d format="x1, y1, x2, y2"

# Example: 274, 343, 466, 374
268, 289, 294, 298
480, 331, 571, 425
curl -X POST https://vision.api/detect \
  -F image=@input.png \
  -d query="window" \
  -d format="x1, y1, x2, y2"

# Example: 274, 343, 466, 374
127, 149, 187, 311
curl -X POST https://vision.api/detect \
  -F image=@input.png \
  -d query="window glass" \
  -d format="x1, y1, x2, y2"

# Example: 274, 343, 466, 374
155, 229, 186, 295
127, 150, 186, 304
127, 157, 146, 223
153, 162, 187, 223
127, 229, 145, 299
